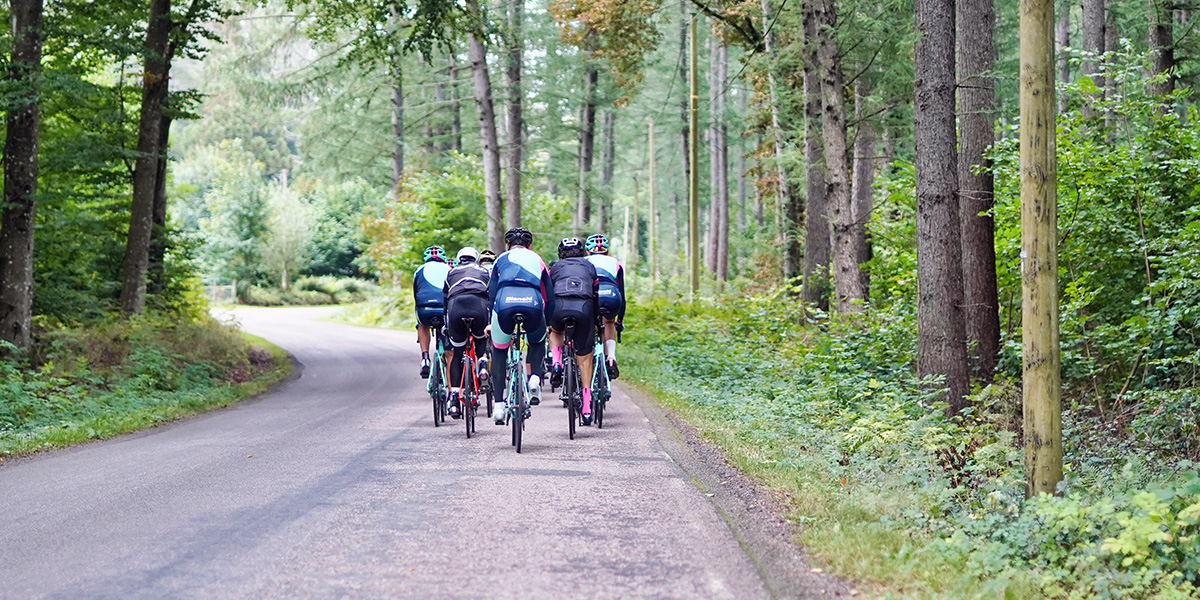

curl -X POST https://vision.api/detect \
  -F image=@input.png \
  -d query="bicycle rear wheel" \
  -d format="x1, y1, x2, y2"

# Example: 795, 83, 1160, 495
566, 355, 577, 440
594, 364, 608, 429
431, 365, 443, 427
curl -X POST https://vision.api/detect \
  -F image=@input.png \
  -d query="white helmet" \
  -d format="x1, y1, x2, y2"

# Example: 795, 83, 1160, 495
456, 246, 480, 264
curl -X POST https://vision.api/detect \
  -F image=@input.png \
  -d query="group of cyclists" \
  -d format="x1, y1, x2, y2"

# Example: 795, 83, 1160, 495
412, 227, 626, 428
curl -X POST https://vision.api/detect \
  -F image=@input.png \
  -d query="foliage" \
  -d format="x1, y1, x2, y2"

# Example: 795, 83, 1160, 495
624, 295, 1200, 598
0, 314, 288, 457
241, 276, 376, 306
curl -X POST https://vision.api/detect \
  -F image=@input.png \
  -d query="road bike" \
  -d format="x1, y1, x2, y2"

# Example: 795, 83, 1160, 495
590, 329, 611, 429
501, 317, 530, 453
559, 320, 582, 440
427, 320, 448, 427
453, 317, 486, 438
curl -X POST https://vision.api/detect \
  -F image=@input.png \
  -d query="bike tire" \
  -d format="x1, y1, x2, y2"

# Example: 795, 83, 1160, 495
594, 367, 607, 429
513, 383, 525, 453
431, 365, 442, 427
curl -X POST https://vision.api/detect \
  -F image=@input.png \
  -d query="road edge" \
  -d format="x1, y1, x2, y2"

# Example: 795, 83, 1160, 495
618, 381, 854, 600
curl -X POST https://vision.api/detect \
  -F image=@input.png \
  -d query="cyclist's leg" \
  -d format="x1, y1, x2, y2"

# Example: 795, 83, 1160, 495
490, 296, 516, 421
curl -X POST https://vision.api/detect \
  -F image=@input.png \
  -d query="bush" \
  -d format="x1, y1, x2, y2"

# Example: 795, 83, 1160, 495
624, 295, 1200, 598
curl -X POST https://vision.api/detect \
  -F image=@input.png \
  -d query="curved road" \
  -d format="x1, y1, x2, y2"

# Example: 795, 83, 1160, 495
0, 307, 789, 599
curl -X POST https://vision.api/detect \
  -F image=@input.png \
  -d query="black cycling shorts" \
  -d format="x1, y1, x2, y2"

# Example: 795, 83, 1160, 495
446, 294, 489, 347
550, 298, 595, 356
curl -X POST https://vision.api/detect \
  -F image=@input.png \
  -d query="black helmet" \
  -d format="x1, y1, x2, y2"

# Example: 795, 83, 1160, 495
505, 227, 533, 248
479, 249, 497, 264
558, 237, 584, 259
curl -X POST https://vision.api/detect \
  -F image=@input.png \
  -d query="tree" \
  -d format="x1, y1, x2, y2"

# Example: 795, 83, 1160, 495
504, 0, 525, 230
915, 0, 970, 410
119, 0, 223, 315
850, 79, 875, 294
465, 0, 504, 251
959, 0, 1001, 380
802, 1, 830, 305
815, 0, 867, 312
576, 62, 599, 231
1148, 0, 1176, 98
1, 0, 45, 348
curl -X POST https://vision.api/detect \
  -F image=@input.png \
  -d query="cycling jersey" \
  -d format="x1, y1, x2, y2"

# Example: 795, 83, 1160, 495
586, 254, 625, 321
413, 260, 450, 327
549, 257, 598, 300
443, 263, 491, 303
488, 247, 554, 345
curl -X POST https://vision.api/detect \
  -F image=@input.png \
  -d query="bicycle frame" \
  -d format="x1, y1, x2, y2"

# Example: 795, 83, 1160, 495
503, 320, 528, 452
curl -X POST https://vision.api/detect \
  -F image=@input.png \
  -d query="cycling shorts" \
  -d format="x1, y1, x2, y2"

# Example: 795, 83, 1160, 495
446, 294, 489, 347
550, 298, 595, 356
416, 304, 444, 329
597, 283, 624, 320
490, 286, 546, 348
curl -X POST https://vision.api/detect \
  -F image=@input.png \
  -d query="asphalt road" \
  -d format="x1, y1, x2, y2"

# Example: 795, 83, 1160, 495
0, 306, 786, 599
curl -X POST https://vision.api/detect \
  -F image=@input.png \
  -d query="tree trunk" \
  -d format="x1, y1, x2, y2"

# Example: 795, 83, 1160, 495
450, 62, 462, 153
599, 108, 616, 232
1, 0, 43, 348
119, 0, 173, 316
1082, 0, 1105, 96
707, 35, 719, 274
802, 2, 830, 307
716, 43, 730, 282
466, 13, 503, 252
148, 113, 172, 295
505, 0, 524, 230
1020, 0, 1062, 497
678, 0, 691, 252
915, 0, 970, 411
816, 0, 866, 313
391, 57, 404, 189
959, 0, 1001, 381
575, 64, 598, 232
1148, 0, 1175, 98
737, 91, 748, 231
762, 0, 799, 282
851, 80, 875, 295
1055, 10, 1069, 113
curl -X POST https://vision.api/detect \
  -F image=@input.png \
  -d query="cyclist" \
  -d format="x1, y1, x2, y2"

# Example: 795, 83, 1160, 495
547, 237, 600, 425
413, 245, 451, 378
478, 249, 497, 271
442, 247, 491, 419
488, 227, 554, 424
585, 234, 624, 380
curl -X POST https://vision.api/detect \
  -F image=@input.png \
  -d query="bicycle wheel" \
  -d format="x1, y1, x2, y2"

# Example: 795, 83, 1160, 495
566, 352, 577, 440
594, 362, 608, 429
431, 361, 443, 427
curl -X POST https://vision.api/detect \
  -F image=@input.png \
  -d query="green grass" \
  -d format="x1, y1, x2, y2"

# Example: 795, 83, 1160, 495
0, 331, 292, 460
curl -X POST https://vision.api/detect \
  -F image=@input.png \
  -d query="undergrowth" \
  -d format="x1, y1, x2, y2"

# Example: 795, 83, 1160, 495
0, 313, 291, 458
624, 294, 1200, 599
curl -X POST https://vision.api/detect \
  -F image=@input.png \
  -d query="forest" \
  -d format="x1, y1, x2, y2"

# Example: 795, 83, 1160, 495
3, 0, 1200, 597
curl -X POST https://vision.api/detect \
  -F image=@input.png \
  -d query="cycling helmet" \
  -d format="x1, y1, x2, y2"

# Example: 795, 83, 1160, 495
558, 237, 584, 259
479, 249, 497, 265
585, 234, 609, 254
423, 245, 448, 263
505, 227, 533, 248
456, 246, 479, 264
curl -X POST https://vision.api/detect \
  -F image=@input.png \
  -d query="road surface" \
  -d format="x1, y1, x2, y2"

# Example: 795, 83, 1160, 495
0, 306, 818, 599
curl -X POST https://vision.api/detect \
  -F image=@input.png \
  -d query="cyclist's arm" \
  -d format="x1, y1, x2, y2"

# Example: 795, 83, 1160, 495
541, 266, 556, 319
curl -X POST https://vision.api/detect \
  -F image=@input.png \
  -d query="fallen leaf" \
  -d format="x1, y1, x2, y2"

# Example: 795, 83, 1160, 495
246, 454, 253, 458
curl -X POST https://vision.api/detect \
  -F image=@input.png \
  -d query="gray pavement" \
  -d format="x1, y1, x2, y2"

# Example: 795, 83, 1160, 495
0, 306, 776, 599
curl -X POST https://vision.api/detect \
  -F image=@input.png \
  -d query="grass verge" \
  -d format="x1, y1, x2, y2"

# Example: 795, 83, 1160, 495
0, 323, 293, 460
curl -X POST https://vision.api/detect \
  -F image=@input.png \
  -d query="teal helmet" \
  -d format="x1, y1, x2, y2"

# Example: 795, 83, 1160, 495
423, 245, 448, 263
585, 234, 609, 254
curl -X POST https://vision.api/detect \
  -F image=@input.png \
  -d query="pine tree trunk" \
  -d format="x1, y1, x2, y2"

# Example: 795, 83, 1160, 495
762, 0, 798, 282
505, 0, 524, 230
850, 80, 875, 295
466, 4, 503, 252
816, 0, 866, 312
1, 0, 43, 348
1148, 0, 1176, 98
959, 0, 1001, 381
391, 57, 404, 189
450, 62, 462, 153
1082, 0, 1105, 95
916, 0, 970, 411
119, 0, 173, 316
599, 109, 616, 232
802, 1, 830, 307
1056, 11, 1069, 113
737, 92, 748, 231
576, 64, 598, 232
716, 43, 730, 282
679, 0, 691, 235
707, 35, 719, 274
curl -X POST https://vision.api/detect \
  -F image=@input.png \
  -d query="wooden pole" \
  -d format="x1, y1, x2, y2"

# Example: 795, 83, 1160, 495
689, 14, 700, 296
649, 117, 658, 287
1021, 0, 1062, 497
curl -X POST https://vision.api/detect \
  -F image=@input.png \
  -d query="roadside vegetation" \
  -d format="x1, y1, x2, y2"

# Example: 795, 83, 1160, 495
0, 308, 291, 459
